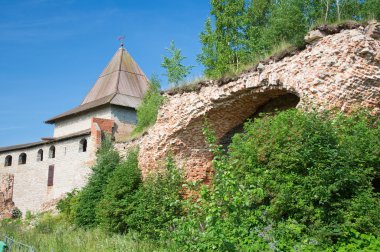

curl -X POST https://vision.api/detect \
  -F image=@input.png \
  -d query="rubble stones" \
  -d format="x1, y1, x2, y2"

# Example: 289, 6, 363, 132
305, 30, 326, 44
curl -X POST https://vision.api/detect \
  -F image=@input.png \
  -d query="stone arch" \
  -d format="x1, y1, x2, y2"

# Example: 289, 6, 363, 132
49, 146, 56, 159
4, 155, 12, 167
37, 149, 44, 162
79, 138, 87, 152
18, 153, 27, 165
135, 26, 380, 182
170, 88, 300, 182
219, 92, 300, 148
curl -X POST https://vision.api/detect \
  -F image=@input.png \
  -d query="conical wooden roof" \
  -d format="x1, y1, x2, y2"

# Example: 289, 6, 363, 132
46, 46, 148, 124
81, 46, 148, 104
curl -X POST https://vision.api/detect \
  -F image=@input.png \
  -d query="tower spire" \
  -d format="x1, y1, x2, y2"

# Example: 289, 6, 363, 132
118, 35, 126, 48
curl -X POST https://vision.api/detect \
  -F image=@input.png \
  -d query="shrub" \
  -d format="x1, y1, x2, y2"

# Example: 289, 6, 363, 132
172, 110, 380, 251
126, 156, 185, 240
74, 136, 120, 227
133, 75, 164, 135
11, 207, 22, 219
96, 149, 142, 233
57, 189, 79, 223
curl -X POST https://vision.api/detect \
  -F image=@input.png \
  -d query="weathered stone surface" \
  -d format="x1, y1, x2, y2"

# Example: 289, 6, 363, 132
305, 30, 325, 44
0, 174, 15, 219
116, 24, 380, 183
366, 20, 380, 40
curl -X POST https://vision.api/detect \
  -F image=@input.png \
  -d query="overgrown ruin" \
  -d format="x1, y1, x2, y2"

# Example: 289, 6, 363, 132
1, 21, 379, 215
116, 22, 380, 183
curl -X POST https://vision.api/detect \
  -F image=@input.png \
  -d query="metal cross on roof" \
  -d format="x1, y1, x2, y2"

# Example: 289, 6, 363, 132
118, 35, 126, 47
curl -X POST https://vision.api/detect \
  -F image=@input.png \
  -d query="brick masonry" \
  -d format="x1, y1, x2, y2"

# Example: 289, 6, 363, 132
0, 174, 14, 218
116, 23, 380, 183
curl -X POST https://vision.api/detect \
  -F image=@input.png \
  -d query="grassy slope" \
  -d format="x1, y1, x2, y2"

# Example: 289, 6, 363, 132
0, 215, 172, 252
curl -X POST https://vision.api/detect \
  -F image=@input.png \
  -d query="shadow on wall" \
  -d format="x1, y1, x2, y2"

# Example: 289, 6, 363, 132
219, 93, 300, 149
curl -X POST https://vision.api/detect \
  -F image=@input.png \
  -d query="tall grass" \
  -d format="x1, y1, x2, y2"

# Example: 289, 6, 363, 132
0, 214, 171, 252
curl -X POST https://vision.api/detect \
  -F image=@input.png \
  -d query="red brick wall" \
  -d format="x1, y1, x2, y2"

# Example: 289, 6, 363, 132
90, 117, 115, 149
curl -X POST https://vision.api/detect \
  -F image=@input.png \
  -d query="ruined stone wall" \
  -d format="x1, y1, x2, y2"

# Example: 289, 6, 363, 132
0, 174, 14, 218
116, 24, 380, 183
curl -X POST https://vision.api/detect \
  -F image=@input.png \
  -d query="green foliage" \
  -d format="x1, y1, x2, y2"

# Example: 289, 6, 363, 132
133, 75, 164, 135
42, 108, 380, 251
11, 207, 22, 219
361, 0, 380, 19
57, 189, 79, 223
161, 41, 193, 87
332, 231, 380, 252
198, 0, 247, 78
96, 149, 142, 233
198, 0, 379, 78
126, 156, 185, 240
74, 136, 120, 227
0, 215, 170, 252
197, 18, 218, 78
263, 0, 308, 47
172, 110, 380, 251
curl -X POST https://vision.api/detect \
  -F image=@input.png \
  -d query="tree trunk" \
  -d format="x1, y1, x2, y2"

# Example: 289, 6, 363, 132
336, 0, 341, 21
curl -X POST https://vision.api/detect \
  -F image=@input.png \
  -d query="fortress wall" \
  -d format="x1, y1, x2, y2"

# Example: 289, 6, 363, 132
0, 135, 93, 213
54, 106, 112, 137
116, 24, 380, 183
111, 106, 137, 140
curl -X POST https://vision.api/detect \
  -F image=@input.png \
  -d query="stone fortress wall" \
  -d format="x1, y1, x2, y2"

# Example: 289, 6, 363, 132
53, 105, 137, 139
0, 135, 92, 213
0, 117, 115, 214
53, 107, 112, 137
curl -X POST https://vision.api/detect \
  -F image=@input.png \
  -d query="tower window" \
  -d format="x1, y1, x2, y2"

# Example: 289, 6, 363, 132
37, 149, 44, 162
18, 153, 27, 165
79, 139, 87, 152
49, 146, 56, 159
4, 155, 12, 167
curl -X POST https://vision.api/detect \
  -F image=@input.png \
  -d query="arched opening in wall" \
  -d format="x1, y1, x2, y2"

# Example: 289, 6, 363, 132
18, 153, 27, 165
219, 93, 300, 149
170, 88, 301, 182
4, 155, 12, 167
49, 146, 56, 159
37, 149, 44, 161
79, 139, 87, 152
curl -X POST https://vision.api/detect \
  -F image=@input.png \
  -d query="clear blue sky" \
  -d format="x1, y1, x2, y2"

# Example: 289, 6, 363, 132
0, 0, 210, 147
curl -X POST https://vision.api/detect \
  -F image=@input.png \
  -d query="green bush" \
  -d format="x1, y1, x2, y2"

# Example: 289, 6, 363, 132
11, 207, 22, 219
172, 110, 380, 251
133, 75, 164, 135
96, 149, 142, 233
56, 189, 79, 223
126, 156, 185, 240
74, 136, 120, 227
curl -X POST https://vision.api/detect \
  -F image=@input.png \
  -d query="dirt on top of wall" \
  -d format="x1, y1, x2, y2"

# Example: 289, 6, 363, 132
165, 20, 376, 96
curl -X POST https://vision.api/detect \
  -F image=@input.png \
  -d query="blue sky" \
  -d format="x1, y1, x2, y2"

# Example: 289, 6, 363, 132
0, 0, 210, 147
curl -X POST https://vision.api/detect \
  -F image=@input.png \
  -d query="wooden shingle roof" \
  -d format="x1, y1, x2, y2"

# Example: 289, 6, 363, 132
45, 46, 148, 124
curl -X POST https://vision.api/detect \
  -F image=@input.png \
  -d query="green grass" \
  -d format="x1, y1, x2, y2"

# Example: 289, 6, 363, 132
0, 214, 173, 252
165, 41, 300, 95
166, 18, 372, 96
309, 18, 369, 32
